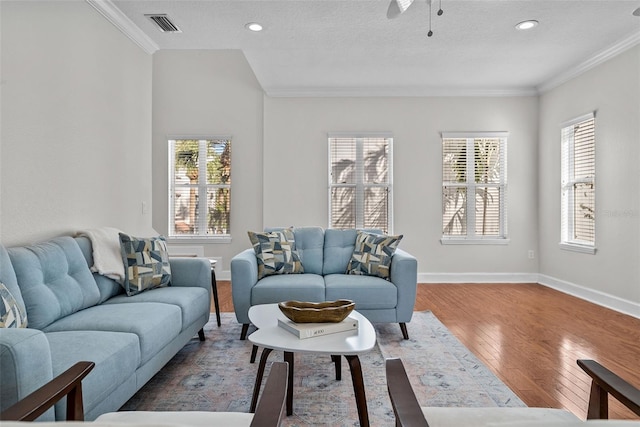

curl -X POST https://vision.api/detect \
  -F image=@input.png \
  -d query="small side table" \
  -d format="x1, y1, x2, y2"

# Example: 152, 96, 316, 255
209, 259, 221, 327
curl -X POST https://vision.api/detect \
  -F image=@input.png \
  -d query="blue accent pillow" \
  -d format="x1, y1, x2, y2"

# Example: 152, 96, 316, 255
119, 233, 171, 296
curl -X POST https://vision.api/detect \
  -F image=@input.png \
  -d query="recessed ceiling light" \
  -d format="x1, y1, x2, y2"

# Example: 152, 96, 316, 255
515, 20, 539, 30
245, 22, 263, 32
633, 7, 640, 16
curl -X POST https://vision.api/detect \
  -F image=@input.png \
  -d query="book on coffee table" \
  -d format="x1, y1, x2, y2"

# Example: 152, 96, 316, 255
278, 316, 359, 339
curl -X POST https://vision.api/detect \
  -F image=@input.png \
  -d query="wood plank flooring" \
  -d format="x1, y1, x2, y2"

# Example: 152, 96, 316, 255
213, 281, 640, 420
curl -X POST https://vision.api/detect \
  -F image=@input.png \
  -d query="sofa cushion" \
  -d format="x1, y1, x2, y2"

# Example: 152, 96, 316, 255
323, 229, 358, 275
249, 229, 304, 279
46, 330, 139, 417
252, 273, 325, 305
346, 231, 403, 280
119, 233, 172, 296
103, 286, 210, 331
7, 237, 101, 329
42, 302, 181, 365
325, 274, 397, 309
0, 282, 28, 328
74, 236, 123, 303
291, 227, 325, 275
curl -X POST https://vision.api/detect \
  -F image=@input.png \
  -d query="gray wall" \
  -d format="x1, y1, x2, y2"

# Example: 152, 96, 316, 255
151, 50, 264, 266
538, 45, 640, 309
263, 96, 540, 277
0, 1, 153, 246
1, 3, 637, 315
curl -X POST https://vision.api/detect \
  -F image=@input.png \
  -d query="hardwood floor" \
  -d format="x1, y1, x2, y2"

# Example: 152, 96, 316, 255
213, 281, 640, 420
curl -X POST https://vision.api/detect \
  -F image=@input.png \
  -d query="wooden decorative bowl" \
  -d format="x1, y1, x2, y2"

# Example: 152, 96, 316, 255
278, 300, 355, 323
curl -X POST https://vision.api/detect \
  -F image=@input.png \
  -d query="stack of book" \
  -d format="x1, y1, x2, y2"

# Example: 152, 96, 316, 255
278, 316, 359, 339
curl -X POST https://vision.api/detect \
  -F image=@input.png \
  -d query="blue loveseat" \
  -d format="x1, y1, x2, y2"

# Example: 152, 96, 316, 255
231, 227, 418, 339
0, 236, 212, 421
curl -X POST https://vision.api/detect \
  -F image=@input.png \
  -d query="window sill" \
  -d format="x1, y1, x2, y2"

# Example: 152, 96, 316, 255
440, 238, 510, 245
167, 236, 232, 244
559, 242, 596, 254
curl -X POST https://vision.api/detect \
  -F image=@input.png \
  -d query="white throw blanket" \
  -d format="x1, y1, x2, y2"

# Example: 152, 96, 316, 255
76, 227, 125, 283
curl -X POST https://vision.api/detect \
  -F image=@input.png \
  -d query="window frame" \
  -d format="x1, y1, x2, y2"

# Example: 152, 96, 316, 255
328, 132, 394, 234
441, 132, 509, 245
560, 113, 596, 254
168, 137, 232, 242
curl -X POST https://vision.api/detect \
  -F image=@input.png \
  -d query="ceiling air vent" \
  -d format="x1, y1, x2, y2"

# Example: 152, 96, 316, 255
145, 14, 181, 33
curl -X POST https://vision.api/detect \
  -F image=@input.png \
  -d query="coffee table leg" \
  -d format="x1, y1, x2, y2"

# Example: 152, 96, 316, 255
250, 347, 273, 412
345, 355, 369, 427
331, 355, 342, 380
284, 351, 294, 416
250, 345, 258, 363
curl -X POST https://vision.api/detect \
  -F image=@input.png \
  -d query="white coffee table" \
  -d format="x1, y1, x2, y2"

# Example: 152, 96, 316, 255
248, 303, 376, 427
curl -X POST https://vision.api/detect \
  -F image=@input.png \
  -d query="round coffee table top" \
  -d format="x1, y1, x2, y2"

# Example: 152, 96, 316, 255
248, 303, 376, 355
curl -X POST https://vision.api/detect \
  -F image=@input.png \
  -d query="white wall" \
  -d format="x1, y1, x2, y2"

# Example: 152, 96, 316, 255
263, 96, 540, 278
538, 46, 640, 310
0, 1, 153, 246
151, 50, 264, 271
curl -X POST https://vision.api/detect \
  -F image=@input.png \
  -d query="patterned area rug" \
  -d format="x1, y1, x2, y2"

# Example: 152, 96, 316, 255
122, 311, 525, 426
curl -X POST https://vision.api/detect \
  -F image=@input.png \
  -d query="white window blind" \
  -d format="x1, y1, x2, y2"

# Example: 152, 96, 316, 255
441, 132, 508, 242
169, 138, 231, 238
328, 134, 392, 233
561, 113, 595, 252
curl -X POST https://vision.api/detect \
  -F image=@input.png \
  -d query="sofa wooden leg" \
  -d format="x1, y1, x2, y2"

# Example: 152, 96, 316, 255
198, 328, 205, 341
240, 323, 249, 340
399, 323, 409, 340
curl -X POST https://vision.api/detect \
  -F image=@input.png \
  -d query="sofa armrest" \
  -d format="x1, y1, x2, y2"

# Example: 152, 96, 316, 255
230, 249, 259, 325
0, 329, 55, 419
0, 361, 94, 421
390, 248, 418, 323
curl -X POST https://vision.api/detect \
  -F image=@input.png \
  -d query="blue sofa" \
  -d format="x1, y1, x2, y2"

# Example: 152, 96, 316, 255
0, 236, 212, 421
231, 227, 418, 339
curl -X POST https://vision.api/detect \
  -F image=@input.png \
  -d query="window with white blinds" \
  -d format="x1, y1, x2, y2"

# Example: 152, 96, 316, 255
441, 132, 508, 243
561, 113, 595, 253
168, 138, 231, 238
328, 134, 392, 234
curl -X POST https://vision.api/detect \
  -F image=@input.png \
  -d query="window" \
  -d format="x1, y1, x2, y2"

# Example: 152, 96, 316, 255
561, 113, 595, 253
441, 132, 508, 243
328, 134, 393, 234
169, 138, 231, 238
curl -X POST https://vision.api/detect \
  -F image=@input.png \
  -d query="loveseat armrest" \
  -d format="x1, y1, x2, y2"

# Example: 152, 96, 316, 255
390, 248, 418, 323
230, 248, 259, 325
0, 329, 55, 419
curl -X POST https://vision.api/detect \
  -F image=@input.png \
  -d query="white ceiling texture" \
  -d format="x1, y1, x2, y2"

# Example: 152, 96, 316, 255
110, 0, 640, 96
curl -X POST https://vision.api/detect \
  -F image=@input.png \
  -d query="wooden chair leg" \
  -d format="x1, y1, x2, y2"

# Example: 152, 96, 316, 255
399, 323, 409, 340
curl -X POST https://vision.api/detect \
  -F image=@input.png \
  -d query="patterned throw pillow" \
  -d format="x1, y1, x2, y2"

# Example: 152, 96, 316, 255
0, 282, 28, 328
346, 231, 403, 280
119, 233, 172, 296
248, 228, 304, 280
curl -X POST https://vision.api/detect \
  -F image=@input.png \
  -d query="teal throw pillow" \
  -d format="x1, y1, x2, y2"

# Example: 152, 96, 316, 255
0, 281, 28, 328
119, 233, 172, 296
346, 231, 403, 280
248, 228, 304, 280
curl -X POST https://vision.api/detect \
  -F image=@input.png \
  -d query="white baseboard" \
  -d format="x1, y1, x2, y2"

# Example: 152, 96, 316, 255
219, 270, 639, 319
418, 272, 539, 284
538, 274, 640, 320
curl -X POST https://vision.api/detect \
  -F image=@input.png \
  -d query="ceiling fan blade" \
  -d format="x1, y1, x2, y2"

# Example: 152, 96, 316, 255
387, 0, 415, 19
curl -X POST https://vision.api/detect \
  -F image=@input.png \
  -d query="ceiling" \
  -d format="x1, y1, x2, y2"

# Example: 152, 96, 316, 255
110, 0, 640, 97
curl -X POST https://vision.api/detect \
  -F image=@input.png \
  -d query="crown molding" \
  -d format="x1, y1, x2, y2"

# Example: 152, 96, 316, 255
86, 0, 159, 55
538, 29, 640, 93
263, 86, 538, 98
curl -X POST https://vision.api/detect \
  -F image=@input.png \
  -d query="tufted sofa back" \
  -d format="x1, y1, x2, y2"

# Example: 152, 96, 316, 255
7, 236, 100, 329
